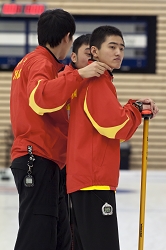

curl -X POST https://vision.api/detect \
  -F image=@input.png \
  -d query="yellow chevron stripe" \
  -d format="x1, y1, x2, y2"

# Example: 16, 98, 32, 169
29, 80, 66, 115
84, 88, 129, 138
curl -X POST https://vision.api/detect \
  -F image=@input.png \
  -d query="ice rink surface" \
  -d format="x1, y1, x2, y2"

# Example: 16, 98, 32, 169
0, 168, 166, 250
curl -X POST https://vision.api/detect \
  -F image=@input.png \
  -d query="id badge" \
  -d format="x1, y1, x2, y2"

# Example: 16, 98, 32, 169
102, 202, 113, 216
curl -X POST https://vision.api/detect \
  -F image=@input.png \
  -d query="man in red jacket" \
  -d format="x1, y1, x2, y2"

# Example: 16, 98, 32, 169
10, 10, 111, 250
60, 25, 159, 250
60, 33, 91, 195
59, 33, 91, 245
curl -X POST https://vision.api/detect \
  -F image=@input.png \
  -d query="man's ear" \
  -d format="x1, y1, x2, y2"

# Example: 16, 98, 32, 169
71, 52, 77, 63
91, 46, 98, 57
63, 33, 71, 43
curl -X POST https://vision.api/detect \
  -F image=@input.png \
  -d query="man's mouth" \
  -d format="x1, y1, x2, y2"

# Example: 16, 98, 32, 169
114, 58, 121, 61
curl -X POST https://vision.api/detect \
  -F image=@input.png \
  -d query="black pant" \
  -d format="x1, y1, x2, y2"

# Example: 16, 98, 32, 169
60, 166, 70, 213
70, 190, 120, 250
11, 155, 71, 250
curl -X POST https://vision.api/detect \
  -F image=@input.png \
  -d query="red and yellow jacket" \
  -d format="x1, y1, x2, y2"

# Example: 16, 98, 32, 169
61, 61, 142, 193
10, 46, 83, 169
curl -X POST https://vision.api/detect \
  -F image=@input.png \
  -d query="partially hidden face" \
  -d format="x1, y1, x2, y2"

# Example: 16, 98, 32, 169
91, 35, 125, 70
71, 44, 91, 69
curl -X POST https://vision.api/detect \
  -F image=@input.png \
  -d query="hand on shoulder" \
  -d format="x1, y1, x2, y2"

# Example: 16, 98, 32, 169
78, 61, 112, 78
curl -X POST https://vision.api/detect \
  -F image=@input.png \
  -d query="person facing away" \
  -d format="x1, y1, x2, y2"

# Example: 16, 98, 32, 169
64, 25, 159, 250
9, 9, 111, 250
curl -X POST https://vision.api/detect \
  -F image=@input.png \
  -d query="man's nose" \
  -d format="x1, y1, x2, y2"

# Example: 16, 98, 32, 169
115, 48, 121, 55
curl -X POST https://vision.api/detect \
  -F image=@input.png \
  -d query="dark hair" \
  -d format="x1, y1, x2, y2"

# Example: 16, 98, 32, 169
37, 9, 76, 47
72, 34, 91, 54
90, 25, 124, 49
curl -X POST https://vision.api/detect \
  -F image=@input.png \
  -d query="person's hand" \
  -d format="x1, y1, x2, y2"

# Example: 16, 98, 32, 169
78, 61, 112, 78
137, 98, 159, 118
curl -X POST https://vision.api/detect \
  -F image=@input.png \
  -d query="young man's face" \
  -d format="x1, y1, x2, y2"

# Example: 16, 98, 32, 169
71, 44, 91, 69
91, 35, 125, 70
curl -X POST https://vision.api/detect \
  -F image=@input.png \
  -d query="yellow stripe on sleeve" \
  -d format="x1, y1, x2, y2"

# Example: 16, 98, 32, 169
84, 89, 129, 139
29, 80, 66, 115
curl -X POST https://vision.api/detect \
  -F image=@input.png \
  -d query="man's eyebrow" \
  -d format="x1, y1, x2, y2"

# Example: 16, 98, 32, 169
108, 42, 125, 47
85, 47, 90, 51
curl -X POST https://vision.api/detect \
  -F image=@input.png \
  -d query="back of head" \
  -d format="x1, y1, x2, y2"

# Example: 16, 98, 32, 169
38, 9, 76, 47
72, 34, 91, 54
90, 25, 124, 49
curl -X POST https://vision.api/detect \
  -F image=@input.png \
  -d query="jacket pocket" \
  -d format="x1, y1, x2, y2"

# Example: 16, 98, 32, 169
92, 133, 109, 168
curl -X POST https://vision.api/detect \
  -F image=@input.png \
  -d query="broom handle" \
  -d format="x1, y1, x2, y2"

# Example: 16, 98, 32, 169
138, 111, 152, 250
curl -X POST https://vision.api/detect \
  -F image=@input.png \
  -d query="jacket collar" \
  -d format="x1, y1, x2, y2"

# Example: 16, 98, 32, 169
36, 46, 65, 72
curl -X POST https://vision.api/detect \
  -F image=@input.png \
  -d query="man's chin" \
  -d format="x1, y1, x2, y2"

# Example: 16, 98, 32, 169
112, 63, 121, 69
